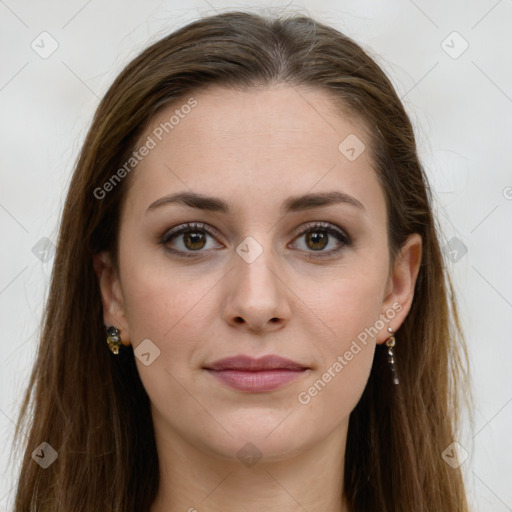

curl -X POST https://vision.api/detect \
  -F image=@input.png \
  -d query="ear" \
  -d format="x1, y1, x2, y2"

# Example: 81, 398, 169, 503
376, 233, 422, 344
93, 251, 131, 346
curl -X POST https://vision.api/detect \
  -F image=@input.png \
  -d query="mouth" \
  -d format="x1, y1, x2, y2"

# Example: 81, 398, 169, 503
202, 355, 309, 392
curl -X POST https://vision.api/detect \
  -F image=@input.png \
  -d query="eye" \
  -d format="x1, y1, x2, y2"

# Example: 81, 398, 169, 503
160, 221, 352, 258
160, 222, 222, 256
290, 222, 351, 256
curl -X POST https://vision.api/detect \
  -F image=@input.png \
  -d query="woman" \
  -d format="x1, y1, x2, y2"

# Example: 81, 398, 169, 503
12, 10, 472, 511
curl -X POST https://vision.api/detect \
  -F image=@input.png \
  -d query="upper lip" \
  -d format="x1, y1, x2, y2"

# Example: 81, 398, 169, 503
203, 355, 308, 371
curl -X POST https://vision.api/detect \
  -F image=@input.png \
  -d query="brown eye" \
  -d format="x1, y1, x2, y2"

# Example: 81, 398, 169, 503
305, 231, 328, 250
183, 231, 207, 250
161, 222, 222, 256
291, 222, 352, 257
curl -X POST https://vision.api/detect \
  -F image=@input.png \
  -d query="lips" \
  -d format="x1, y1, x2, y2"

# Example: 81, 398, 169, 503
203, 355, 309, 392
203, 355, 307, 372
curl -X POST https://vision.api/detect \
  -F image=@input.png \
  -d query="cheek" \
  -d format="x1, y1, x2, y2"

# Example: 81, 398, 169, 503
299, 259, 387, 348
119, 266, 213, 417
294, 265, 386, 407
120, 259, 221, 370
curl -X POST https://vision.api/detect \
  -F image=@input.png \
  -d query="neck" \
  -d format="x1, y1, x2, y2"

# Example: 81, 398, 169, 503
150, 417, 350, 512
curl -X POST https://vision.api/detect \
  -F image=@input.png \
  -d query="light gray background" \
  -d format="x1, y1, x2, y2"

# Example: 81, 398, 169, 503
1, 1, 511, 510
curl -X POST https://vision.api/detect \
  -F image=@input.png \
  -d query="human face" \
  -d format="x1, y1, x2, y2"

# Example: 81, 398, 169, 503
98, 84, 418, 462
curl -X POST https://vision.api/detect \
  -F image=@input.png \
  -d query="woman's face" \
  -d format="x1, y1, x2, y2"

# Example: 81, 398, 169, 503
96, 84, 421, 462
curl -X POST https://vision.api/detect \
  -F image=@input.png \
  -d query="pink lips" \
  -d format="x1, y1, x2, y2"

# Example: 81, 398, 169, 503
203, 355, 308, 392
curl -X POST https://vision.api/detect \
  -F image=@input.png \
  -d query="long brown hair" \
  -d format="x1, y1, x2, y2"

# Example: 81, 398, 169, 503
12, 10, 473, 511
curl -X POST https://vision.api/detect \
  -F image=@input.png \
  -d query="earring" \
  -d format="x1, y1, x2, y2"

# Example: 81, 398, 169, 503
386, 327, 399, 385
106, 326, 122, 355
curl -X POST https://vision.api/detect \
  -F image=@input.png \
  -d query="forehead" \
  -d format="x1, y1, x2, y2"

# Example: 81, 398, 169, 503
124, 84, 384, 221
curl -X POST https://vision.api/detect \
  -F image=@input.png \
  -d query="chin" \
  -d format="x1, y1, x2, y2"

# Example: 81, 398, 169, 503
191, 411, 314, 464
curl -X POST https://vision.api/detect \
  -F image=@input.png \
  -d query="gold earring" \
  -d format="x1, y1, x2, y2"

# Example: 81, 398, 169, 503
386, 327, 399, 385
106, 326, 122, 355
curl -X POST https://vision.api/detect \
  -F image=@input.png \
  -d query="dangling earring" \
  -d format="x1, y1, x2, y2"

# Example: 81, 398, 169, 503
386, 327, 399, 385
106, 326, 122, 355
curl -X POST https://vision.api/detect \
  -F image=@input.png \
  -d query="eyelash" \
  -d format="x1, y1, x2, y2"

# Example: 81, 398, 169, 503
159, 221, 352, 258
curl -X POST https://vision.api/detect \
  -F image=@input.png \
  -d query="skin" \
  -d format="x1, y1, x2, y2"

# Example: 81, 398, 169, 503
94, 84, 422, 512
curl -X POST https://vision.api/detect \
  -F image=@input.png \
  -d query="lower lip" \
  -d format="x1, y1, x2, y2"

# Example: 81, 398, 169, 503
205, 369, 306, 392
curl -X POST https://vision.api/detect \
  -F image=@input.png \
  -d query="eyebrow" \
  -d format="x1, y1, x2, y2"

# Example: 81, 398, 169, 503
146, 190, 365, 214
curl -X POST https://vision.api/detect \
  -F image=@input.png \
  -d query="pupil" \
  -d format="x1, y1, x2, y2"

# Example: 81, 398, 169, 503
185, 232, 205, 250
307, 231, 327, 250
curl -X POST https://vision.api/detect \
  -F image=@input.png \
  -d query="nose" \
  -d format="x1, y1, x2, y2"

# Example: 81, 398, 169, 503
221, 243, 291, 334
